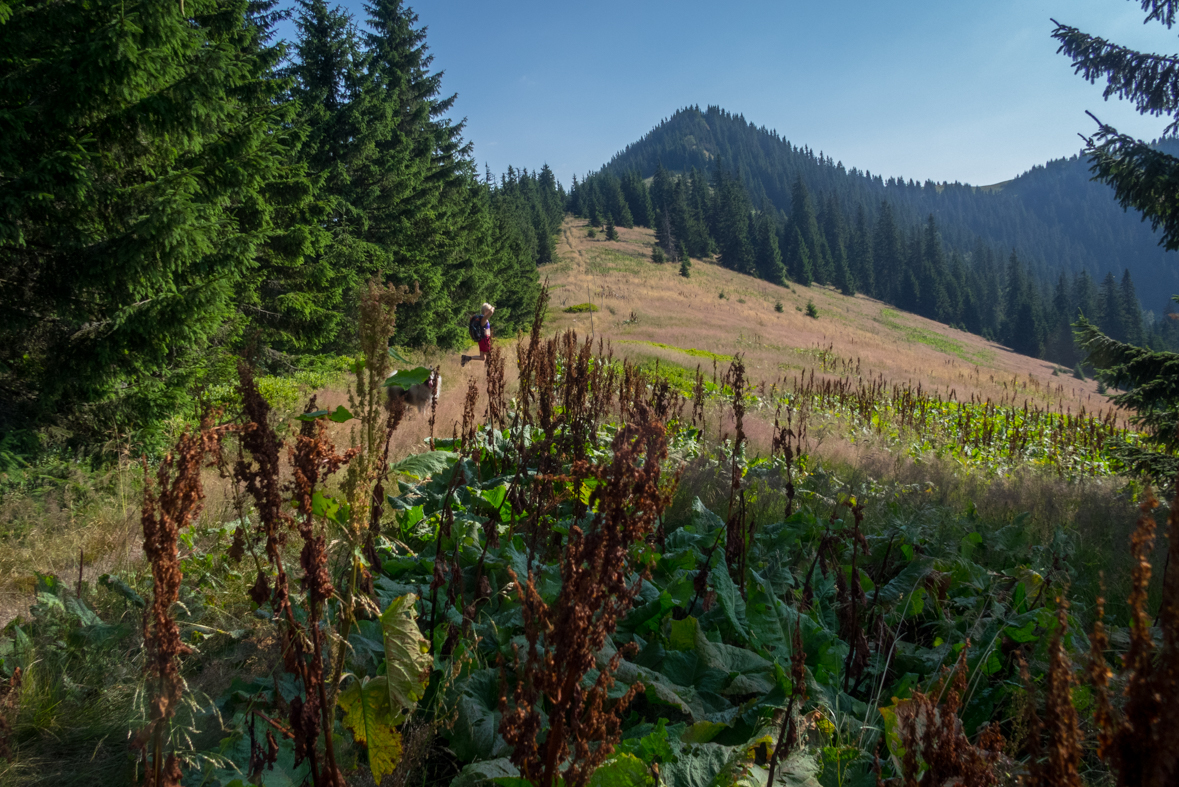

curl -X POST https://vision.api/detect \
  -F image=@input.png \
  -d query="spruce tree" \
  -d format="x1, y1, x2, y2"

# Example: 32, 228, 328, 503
1120, 268, 1145, 346
1098, 271, 1129, 342
872, 202, 902, 303
753, 214, 787, 285
711, 166, 754, 274
605, 214, 618, 240
849, 204, 875, 298
687, 168, 713, 258
1057, 8, 1179, 483
835, 244, 856, 296
679, 241, 691, 278
1072, 269, 1100, 321
788, 228, 813, 286
1054, 8, 1179, 250
789, 177, 830, 284
0, 0, 296, 437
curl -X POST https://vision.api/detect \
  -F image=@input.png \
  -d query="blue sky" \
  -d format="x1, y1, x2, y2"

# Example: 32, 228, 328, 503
277, 0, 1179, 188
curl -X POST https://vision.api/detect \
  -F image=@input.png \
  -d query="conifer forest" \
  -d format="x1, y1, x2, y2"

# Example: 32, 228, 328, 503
2, 1, 1179, 786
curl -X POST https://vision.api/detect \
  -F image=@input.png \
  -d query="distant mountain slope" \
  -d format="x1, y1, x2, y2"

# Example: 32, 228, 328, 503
599, 106, 1179, 309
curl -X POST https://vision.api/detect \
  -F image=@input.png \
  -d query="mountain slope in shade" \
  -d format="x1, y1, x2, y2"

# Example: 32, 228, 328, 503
598, 106, 1179, 310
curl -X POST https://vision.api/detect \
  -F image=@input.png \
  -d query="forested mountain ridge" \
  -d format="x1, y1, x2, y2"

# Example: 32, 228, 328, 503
596, 105, 1179, 308
570, 105, 1179, 373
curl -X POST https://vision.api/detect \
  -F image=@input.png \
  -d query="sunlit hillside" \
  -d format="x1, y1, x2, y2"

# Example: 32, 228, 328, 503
542, 217, 1112, 420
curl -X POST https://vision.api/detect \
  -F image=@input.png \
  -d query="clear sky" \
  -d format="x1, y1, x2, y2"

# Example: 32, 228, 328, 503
276, 0, 1179, 188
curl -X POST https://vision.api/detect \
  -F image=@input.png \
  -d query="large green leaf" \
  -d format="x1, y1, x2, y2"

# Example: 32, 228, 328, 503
295, 405, 354, 423
710, 559, 749, 641
451, 759, 519, 787
446, 668, 507, 761
339, 676, 402, 781
383, 366, 433, 389
389, 451, 458, 480
658, 743, 740, 787
588, 753, 655, 786
98, 574, 145, 608
746, 571, 844, 684
691, 497, 725, 535
380, 594, 431, 710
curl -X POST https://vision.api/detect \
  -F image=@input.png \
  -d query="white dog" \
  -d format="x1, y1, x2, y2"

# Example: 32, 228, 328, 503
388, 371, 440, 414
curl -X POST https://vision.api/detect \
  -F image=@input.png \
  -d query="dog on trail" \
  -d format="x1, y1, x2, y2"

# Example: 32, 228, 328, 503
387, 370, 440, 414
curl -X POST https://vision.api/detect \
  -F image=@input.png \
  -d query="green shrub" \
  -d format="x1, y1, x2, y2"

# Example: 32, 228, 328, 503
587, 227, 597, 238
563, 303, 599, 313
806, 300, 819, 319
774, 300, 784, 312
1074, 363, 1086, 381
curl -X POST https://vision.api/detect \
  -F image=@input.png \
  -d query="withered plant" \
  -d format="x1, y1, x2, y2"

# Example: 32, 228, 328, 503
485, 344, 507, 429
461, 377, 479, 453
137, 416, 228, 786
234, 370, 353, 787
1084, 486, 1179, 787
514, 283, 551, 427
771, 401, 808, 518
0, 668, 20, 761
345, 277, 418, 532
889, 649, 1007, 787
692, 363, 706, 434
766, 621, 808, 787
1019, 602, 1083, 787
329, 278, 415, 706
723, 357, 751, 596
835, 501, 870, 693
500, 403, 675, 787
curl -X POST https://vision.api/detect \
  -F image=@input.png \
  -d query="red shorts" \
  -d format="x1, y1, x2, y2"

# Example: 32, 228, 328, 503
478, 337, 491, 354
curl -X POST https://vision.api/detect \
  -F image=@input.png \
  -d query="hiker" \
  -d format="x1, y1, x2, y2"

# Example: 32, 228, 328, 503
461, 303, 494, 367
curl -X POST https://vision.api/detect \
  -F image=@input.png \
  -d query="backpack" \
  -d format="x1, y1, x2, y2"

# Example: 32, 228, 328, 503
467, 313, 486, 342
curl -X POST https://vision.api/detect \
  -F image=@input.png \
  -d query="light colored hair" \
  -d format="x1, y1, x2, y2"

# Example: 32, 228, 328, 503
481, 303, 495, 316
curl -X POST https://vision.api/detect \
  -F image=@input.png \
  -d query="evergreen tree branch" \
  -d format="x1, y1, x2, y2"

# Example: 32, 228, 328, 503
1076, 315, 1179, 445
1053, 19, 1179, 127
1082, 122, 1179, 250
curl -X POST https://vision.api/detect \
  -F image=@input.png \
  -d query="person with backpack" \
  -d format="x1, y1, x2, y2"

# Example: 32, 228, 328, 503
461, 303, 494, 367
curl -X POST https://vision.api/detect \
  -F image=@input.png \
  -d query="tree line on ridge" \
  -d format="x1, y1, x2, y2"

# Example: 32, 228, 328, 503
571, 158, 1170, 369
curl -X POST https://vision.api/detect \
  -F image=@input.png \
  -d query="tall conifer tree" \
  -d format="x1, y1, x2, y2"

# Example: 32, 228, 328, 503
849, 204, 875, 298
753, 214, 787, 285
0, 0, 297, 436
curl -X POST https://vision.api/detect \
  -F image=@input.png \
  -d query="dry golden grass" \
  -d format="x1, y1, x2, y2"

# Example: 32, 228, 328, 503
548, 217, 1117, 421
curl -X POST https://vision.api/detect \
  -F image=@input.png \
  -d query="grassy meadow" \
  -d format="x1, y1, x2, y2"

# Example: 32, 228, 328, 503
0, 216, 1169, 787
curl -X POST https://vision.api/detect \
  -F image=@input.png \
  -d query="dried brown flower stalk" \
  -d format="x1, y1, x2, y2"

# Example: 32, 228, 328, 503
1019, 602, 1083, 787
138, 416, 228, 786
485, 344, 507, 428
837, 501, 871, 693
461, 376, 479, 453
0, 667, 20, 761
1086, 486, 1179, 787
891, 649, 1006, 787
766, 621, 808, 787
500, 403, 675, 787
234, 371, 352, 787
515, 283, 550, 426
723, 357, 750, 596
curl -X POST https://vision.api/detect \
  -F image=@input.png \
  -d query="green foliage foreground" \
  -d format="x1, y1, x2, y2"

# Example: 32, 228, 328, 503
0, 319, 1169, 786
